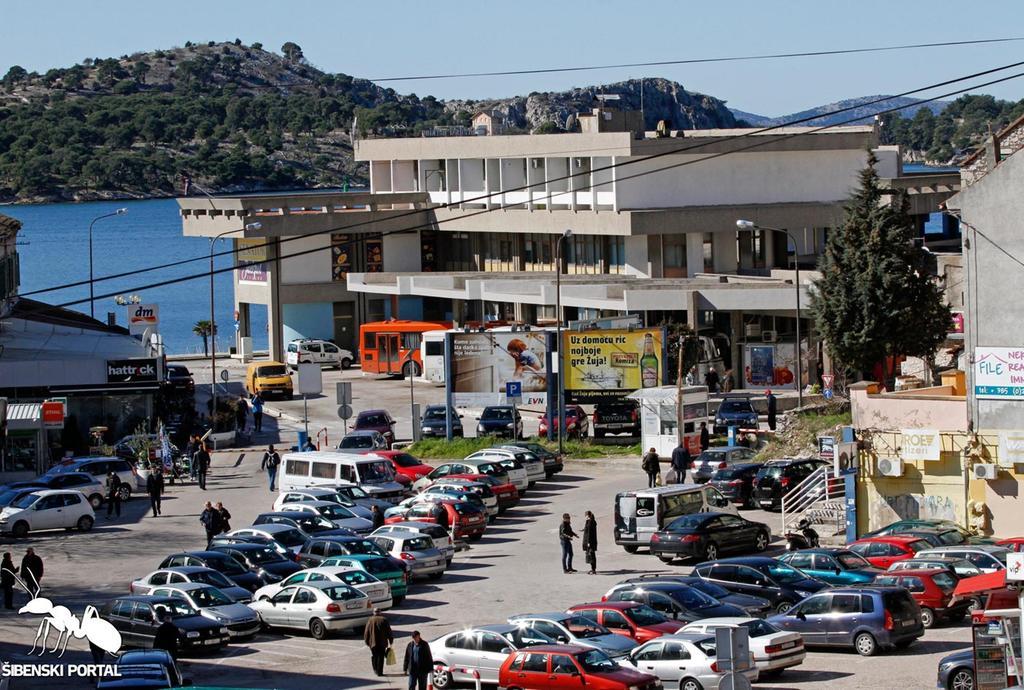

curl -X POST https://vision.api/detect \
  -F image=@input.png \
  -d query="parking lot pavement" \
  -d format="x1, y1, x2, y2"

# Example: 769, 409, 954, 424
0, 452, 968, 689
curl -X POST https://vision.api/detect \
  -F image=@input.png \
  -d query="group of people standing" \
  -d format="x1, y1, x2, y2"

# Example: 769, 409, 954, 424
1, 548, 44, 608
234, 393, 266, 435
362, 608, 434, 690
199, 501, 233, 546
558, 511, 598, 574
184, 435, 212, 490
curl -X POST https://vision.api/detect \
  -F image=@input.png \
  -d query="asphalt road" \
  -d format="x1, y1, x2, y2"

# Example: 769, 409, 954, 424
0, 451, 968, 690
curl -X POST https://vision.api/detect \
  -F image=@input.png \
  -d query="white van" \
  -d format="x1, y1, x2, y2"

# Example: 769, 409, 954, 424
613, 484, 737, 553
279, 451, 407, 503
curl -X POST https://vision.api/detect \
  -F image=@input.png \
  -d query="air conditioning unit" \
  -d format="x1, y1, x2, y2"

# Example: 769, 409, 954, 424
834, 441, 858, 474
974, 463, 999, 480
877, 457, 903, 477
762, 330, 778, 343
745, 324, 762, 338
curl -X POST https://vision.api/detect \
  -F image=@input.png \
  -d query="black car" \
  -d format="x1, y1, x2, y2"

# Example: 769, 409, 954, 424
593, 400, 640, 438
476, 405, 523, 438
650, 512, 771, 563
163, 364, 195, 395
713, 397, 759, 433
253, 511, 357, 538
692, 556, 830, 614
421, 405, 464, 438
752, 458, 827, 511
709, 462, 764, 508
101, 595, 229, 653
620, 575, 773, 617
208, 534, 292, 561
298, 535, 406, 571
208, 543, 302, 583
102, 649, 188, 688
158, 551, 262, 592
604, 582, 747, 622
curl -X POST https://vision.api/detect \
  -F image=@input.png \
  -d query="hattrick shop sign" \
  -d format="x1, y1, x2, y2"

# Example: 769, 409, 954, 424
106, 358, 160, 384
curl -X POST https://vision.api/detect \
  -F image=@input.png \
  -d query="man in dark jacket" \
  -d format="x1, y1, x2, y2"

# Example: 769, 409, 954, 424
371, 505, 385, 531
21, 548, 43, 597
766, 389, 778, 431
199, 502, 222, 547
261, 445, 280, 492
194, 444, 210, 490
581, 511, 598, 575
699, 421, 711, 451
641, 448, 661, 488
105, 472, 122, 518
153, 611, 179, 659
403, 630, 434, 690
1, 552, 17, 609
146, 468, 164, 517
670, 442, 691, 484
559, 513, 578, 574
363, 608, 393, 677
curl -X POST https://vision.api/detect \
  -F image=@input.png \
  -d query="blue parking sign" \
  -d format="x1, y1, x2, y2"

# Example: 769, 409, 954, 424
505, 381, 522, 400
823, 388, 834, 400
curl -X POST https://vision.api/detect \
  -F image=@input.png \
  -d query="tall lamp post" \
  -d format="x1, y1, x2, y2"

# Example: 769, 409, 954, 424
210, 222, 262, 421
555, 228, 573, 454
88, 208, 128, 318
736, 219, 804, 409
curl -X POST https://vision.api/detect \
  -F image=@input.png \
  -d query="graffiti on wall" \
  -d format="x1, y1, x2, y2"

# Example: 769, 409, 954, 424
873, 493, 958, 526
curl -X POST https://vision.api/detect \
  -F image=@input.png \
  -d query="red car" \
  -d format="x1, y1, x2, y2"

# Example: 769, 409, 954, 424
376, 450, 433, 481
538, 405, 590, 439
384, 499, 487, 541
848, 535, 930, 569
499, 644, 660, 690
447, 473, 519, 512
874, 568, 969, 628
566, 602, 683, 643
996, 537, 1024, 552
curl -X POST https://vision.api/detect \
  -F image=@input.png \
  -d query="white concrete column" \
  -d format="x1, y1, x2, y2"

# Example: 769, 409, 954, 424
686, 233, 704, 277
624, 235, 651, 278
714, 231, 738, 273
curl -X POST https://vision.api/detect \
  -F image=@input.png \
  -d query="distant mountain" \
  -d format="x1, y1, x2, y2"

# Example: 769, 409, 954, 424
730, 95, 948, 128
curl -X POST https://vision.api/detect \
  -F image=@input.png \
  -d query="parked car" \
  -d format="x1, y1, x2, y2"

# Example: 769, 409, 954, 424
889, 556, 981, 579
501, 645, 660, 690
622, 633, 757, 690
420, 405, 464, 438
617, 575, 773, 618
444, 472, 520, 512
130, 567, 253, 603
422, 479, 499, 519
692, 447, 758, 484
707, 462, 763, 509
713, 397, 759, 433
385, 498, 488, 541
691, 556, 830, 614
44, 456, 141, 498
163, 363, 195, 394
593, 399, 640, 439
463, 454, 530, 493
496, 441, 563, 477
338, 430, 389, 451
468, 448, 545, 486
106, 650, 188, 688
874, 568, 969, 628
681, 617, 805, 676
296, 535, 397, 568
936, 648, 975, 690
650, 512, 771, 563
848, 536, 932, 569
244, 360, 293, 399
864, 518, 996, 545
225, 524, 310, 557
429, 623, 557, 689
567, 601, 684, 642
207, 542, 304, 582
278, 501, 374, 534
537, 404, 590, 439
602, 582, 747, 622
915, 545, 1010, 573
320, 554, 409, 604
332, 483, 394, 512
286, 338, 354, 370
768, 586, 924, 656
249, 581, 372, 639
751, 459, 826, 511
995, 536, 1024, 552
373, 521, 455, 564
253, 566, 393, 610
376, 450, 433, 481
157, 551, 263, 591
350, 409, 396, 447
412, 460, 512, 492
371, 531, 447, 580
506, 612, 639, 657
147, 582, 260, 638
101, 595, 230, 653
896, 527, 974, 548
776, 548, 881, 585
273, 487, 373, 520
208, 533, 293, 561
476, 405, 523, 438
4, 472, 105, 509
253, 510, 357, 538
0, 489, 95, 537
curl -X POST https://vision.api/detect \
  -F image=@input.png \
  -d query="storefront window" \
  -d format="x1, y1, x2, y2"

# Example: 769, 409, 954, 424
4, 432, 37, 472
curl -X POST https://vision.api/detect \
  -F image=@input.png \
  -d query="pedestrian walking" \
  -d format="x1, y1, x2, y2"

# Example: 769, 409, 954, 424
146, 467, 164, 517
236, 396, 248, 434
200, 501, 222, 547
186, 434, 199, 481
559, 513, 578, 574
194, 444, 211, 490
1, 552, 18, 609
153, 611, 179, 659
371, 505, 385, 531
21, 548, 43, 597
403, 630, 434, 690
581, 511, 598, 575
685, 366, 697, 386
703, 368, 720, 394
363, 608, 394, 677
250, 392, 265, 433
699, 421, 710, 451
261, 445, 281, 492
105, 471, 122, 518
216, 502, 232, 533
642, 447, 661, 488
670, 442, 691, 484
766, 389, 778, 431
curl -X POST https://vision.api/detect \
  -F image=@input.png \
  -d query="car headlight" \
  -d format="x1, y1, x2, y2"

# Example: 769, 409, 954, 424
220, 627, 229, 634
504, 422, 513, 428
422, 426, 431, 433
795, 590, 811, 598
186, 631, 200, 639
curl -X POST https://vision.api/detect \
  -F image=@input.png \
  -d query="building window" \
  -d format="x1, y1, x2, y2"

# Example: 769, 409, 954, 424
663, 235, 686, 278
607, 237, 625, 274
738, 229, 766, 271
702, 233, 714, 273
442, 232, 473, 271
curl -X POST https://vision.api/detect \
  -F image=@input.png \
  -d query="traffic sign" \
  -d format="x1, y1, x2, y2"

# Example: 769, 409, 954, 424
219, 369, 230, 382
505, 380, 522, 401
822, 374, 835, 391
823, 389, 834, 401
297, 362, 323, 395
337, 404, 353, 420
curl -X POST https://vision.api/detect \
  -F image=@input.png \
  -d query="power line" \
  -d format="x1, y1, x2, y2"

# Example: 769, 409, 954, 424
370, 37, 1024, 82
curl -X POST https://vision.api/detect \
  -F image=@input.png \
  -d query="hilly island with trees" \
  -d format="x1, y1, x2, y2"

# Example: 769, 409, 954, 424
1, 40, 1022, 203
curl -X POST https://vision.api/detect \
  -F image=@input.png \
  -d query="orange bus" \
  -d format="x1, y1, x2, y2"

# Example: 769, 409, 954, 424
360, 319, 451, 376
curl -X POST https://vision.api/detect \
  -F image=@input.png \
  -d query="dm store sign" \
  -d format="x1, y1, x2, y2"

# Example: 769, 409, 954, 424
974, 346, 1024, 400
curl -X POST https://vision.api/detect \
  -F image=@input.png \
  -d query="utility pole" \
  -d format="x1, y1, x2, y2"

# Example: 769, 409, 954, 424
676, 334, 685, 446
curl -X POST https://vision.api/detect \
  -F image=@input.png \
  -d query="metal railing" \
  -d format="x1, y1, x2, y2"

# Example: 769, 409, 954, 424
780, 465, 847, 535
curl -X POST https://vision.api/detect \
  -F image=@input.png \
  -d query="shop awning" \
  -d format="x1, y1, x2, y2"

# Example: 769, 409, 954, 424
5, 403, 42, 431
954, 570, 1007, 597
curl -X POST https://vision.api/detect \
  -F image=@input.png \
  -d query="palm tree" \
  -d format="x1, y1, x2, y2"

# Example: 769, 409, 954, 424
192, 320, 217, 356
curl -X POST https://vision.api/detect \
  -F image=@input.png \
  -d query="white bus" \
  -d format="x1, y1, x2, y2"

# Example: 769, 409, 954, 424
278, 451, 406, 502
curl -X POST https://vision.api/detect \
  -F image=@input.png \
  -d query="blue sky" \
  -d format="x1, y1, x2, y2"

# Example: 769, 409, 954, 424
3, 0, 1024, 115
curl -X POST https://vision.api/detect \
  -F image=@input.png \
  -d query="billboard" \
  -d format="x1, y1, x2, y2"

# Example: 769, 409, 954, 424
450, 331, 550, 406
563, 328, 664, 404
236, 239, 268, 285
106, 358, 160, 384
126, 303, 159, 336
974, 346, 1024, 400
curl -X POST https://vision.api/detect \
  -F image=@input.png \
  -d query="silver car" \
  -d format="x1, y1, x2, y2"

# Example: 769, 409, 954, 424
253, 566, 393, 610
273, 487, 374, 520
249, 581, 372, 639
493, 446, 547, 485
148, 583, 260, 638
371, 533, 445, 579
506, 612, 638, 658
129, 567, 253, 603
279, 501, 375, 534
464, 451, 532, 491
373, 522, 455, 564
622, 632, 759, 690
429, 623, 556, 688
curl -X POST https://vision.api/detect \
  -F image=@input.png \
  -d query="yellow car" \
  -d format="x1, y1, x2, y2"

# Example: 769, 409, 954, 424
245, 361, 294, 399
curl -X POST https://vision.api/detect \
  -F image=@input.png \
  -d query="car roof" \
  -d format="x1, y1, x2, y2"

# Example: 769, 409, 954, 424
357, 409, 390, 417
241, 524, 297, 534
569, 601, 638, 611
789, 548, 856, 556
116, 649, 174, 664
158, 566, 219, 575
856, 535, 925, 544
698, 556, 777, 566
286, 580, 362, 593
211, 543, 271, 552
114, 595, 184, 604
682, 617, 756, 626
346, 430, 382, 436
385, 521, 440, 530
282, 501, 334, 508
512, 612, 571, 622
155, 582, 212, 592
259, 511, 316, 519
876, 568, 945, 577
921, 545, 1008, 553
306, 535, 366, 544
474, 623, 519, 635
251, 360, 287, 367
28, 489, 84, 497
517, 644, 590, 654
659, 632, 717, 643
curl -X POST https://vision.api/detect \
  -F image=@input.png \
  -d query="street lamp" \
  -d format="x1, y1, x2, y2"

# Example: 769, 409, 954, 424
88, 208, 128, 318
736, 219, 804, 409
210, 222, 262, 421
555, 228, 573, 453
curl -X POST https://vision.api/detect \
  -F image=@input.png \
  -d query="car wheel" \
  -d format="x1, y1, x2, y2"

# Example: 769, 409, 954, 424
77, 515, 94, 532
341, 358, 352, 370
703, 542, 718, 561
774, 601, 792, 615
432, 666, 453, 689
403, 361, 421, 378
428, 571, 443, 580
309, 617, 328, 640
658, 555, 675, 564
623, 545, 639, 554
11, 521, 29, 539
680, 678, 703, 690
117, 485, 131, 501
754, 531, 769, 552
949, 668, 975, 690
88, 494, 103, 510
854, 631, 877, 656
920, 607, 935, 629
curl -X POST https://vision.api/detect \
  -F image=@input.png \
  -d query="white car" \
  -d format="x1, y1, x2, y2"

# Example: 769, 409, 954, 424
681, 617, 805, 675
286, 339, 354, 370
622, 632, 758, 690
253, 566, 393, 610
129, 567, 253, 603
274, 487, 374, 520
0, 489, 95, 537
469, 447, 546, 486
147, 583, 260, 638
249, 581, 372, 639
278, 501, 375, 534
372, 522, 455, 564
462, 455, 529, 493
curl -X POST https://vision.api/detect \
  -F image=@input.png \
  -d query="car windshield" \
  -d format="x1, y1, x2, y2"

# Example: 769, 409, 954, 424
391, 453, 423, 468
205, 555, 246, 575
937, 531, 966, 545
933, 572, 958, 592
294, 516, 336, 533
319, 504, 355, 520
688, 579, 730, 599
190, 570, 234, 588
423, 408, 450, 420
992, 550, 1009, 564
666, 515, 709, 532
712, 468, 742, 480
258, 365, 288, 377
625, 605, 666, 626
576, 649, 616, 672
339, 486, 370, 500
405, 537, 433, 551
719, 400, 753, 413
506, 625, 556, 647
765, 562, 807, 584
451, 503, 479, 515
343, 540, 385, 555
0, 490, 29, 506
907, 540, 928, 553
10, 493, 40, 509
837, 552, 872, 569
696, 451, 727, 464
671, 586, 718, 609
565, 615, 610, 638
357, 414, 389, 427
323, 585, 363, 601
154, 601, 198, 618
756, 466, 783, 479
482, 408, 512, 420
190, 587, 233, 607
341, 436, 374, 449
243, 548, 284, 565
269, 529, 307, 547
740, 619, 780, 637
339, 571, 373, 585
358, 558, 398, 575
358, 461, 395, 483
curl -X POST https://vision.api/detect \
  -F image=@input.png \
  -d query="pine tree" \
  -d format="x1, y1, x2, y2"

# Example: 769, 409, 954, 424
811, 152, 951, 385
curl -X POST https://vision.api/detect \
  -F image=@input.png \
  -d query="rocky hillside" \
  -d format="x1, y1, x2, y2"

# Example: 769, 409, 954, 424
731, 95, 947, 128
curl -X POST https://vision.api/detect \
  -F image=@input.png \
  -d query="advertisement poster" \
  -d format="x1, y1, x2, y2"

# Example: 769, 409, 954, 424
563, 329, 663, 404
998, 430, 1024, 467
974, 346, 1024, 400
236, 239, 269, 285
746, 346, 775, 386
331, 233, 353, 281
900, 429, 942, 462
450, 331, 549, 406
